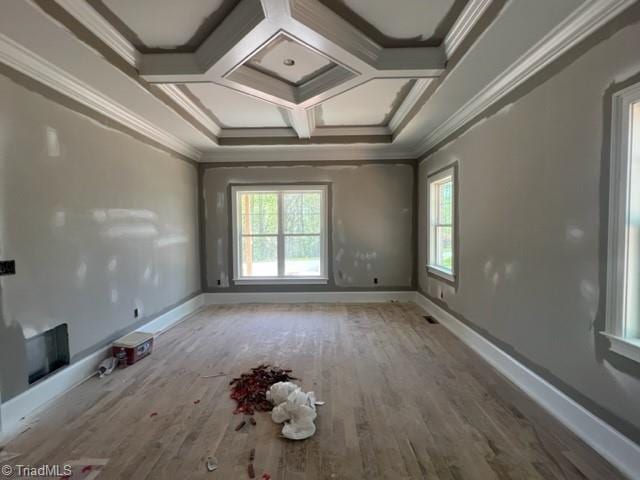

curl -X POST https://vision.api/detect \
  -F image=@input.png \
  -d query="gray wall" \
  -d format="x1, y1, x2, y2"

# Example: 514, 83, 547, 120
202, 163, 414, 291
417, 18, 640, 442
0, 73, 200, 402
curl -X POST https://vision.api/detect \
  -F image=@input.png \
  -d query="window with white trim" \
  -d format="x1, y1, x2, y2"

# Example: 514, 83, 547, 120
427, 166, 456, 282
604, 82, 640, 363
231, 185, 328, 284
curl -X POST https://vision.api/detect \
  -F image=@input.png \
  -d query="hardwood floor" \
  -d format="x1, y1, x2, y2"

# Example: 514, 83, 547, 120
2, 303, 622, 479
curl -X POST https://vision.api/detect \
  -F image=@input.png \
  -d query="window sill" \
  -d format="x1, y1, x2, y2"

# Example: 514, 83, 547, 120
233, 277, 329, 285
601, 332, 640, 363
426, 265, 455, 283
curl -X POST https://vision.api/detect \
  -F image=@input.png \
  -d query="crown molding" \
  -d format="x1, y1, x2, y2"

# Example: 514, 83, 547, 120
55, 0, 141, 66
53, 0, 223, 139
216, 125, 391, 142
389, 78, 433, 133
313, 126, 391, 136
415, 0, 636, 161
219, 127, 297, 138
0, 32, 201, 160
201, 144, 414, 162
156, 84, 222, 137
444, 0, 493, 59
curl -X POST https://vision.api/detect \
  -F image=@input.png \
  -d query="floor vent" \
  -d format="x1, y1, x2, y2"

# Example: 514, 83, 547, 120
26, 323, 70, 384
423, 315, 439, 325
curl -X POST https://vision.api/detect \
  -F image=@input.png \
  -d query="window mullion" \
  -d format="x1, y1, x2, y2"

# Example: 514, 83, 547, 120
277, 191, 285, 277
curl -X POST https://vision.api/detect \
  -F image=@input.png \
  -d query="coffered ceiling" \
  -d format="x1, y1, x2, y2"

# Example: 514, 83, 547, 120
0, 0, 631, 162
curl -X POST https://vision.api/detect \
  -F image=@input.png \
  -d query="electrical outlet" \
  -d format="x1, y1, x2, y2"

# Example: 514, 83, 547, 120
0, 260, 16, 276
373, 277, 379, 285
217, 279, 221, 286
134, 308, 140, 319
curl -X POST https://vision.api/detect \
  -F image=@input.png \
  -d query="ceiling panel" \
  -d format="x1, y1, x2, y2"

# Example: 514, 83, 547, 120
320, 0, 465, 47
247, 35, 335, 86
317, 79, 415, 127
93, 0, 240, 50
186, 84, 290, 128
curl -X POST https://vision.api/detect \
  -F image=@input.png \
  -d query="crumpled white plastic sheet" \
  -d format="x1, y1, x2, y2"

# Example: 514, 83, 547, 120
268, 382, 317, 440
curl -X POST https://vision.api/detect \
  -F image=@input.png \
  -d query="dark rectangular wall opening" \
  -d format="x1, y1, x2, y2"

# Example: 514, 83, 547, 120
26, 323, 70, 384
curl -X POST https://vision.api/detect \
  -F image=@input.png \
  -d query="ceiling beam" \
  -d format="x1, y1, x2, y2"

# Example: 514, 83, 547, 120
224, 65, 298, 107
138, 0, 445, 109
52, 0, 223, 143
54, 0, 450, 147
287, 107, 315, 139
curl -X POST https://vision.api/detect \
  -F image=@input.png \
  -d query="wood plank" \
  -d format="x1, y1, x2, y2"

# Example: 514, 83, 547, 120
1, 303, 623, 479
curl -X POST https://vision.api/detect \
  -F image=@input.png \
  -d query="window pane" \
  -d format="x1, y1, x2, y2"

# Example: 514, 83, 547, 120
285, 235, 321, 276
436, 226, 453, 271
283, 192, 321, 234
626, 102, 640, 338
239, 192, 278, 234
438, 180, 453, 225
241, 236, 277, 277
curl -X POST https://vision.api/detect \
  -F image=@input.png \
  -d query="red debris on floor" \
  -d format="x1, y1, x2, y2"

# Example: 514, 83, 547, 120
193, 399, 201, 404
229, 364, 296, 415
149, 412, 158, 418
261, 474, 271, 480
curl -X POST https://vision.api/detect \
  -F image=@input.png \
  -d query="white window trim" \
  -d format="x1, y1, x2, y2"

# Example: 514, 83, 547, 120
231, 184, 329, 285
603, 81, 640, 363
427, 166, 456, 283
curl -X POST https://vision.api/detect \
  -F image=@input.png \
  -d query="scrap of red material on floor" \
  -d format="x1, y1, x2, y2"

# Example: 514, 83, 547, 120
229, 365, 296, 415
149, 412, 158, 418
193, 399, 201, 404
261, 474, 271, 480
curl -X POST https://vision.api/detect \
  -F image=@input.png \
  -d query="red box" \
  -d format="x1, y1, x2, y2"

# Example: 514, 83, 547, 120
112, 331, 153, 366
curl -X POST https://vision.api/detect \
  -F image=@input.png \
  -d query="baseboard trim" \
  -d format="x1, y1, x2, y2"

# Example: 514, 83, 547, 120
203, 290, 415, 304
0, 293, 205, 442
3, 289, 638, 479
412, 292, 640, 480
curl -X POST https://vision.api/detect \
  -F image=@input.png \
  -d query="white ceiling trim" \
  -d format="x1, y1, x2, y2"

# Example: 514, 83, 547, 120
416, 0, 636, 162
55, 0, 141, 66
388, 78, 433, 133
53, 0, 224, 139
219, 128, 297, 138
0, 32, 201, 160
286, 107, 315, 138
156, 84, 222, 137
201, 145, 414, 162
217, 125, 391, 138
444, 0, 493, 59
138, 0, 446, 132
48, 0, 460, 146
313, 126, 391, 136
